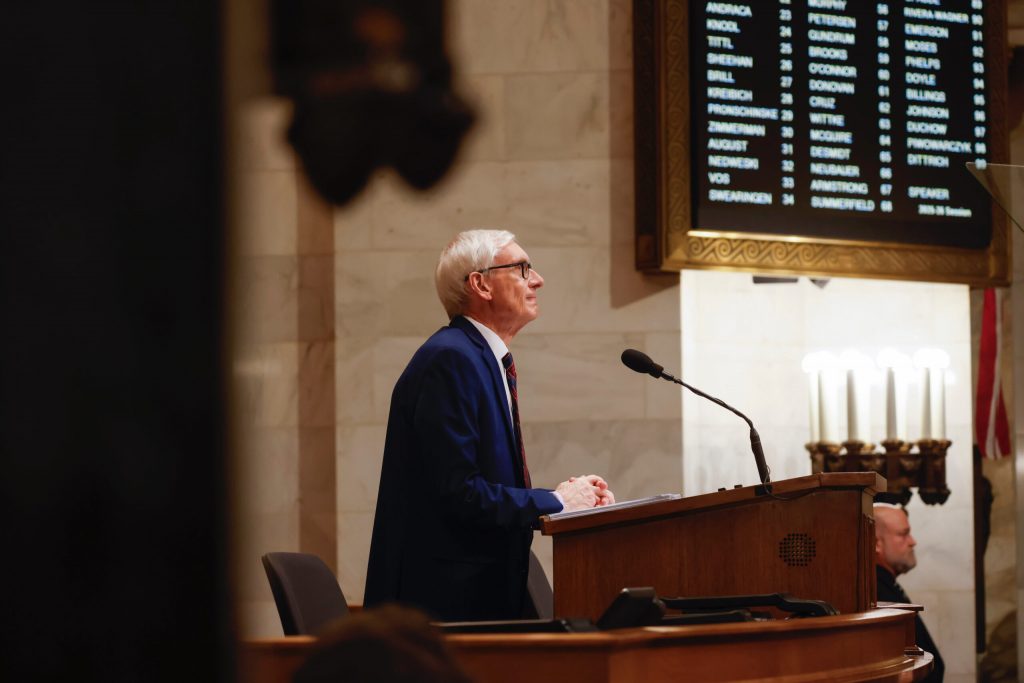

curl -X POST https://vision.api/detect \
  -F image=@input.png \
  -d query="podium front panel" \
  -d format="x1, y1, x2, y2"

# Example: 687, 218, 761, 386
548, 479, 876, 621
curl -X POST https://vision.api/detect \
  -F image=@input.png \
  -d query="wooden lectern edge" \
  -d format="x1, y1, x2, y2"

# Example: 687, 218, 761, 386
443, 612, 911, 650
238, 608, 914, 651
540, 472, 885, 536
877, 600, 924, 613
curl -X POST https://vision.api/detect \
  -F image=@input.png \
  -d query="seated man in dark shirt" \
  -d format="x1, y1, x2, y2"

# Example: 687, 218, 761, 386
874, 503, 944, 682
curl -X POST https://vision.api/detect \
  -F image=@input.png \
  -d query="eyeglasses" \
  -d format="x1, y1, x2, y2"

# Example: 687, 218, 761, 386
464, 260, 533, 281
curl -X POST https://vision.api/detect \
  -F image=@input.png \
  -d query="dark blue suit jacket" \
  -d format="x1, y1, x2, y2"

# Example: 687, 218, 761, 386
364, 316, 562, 620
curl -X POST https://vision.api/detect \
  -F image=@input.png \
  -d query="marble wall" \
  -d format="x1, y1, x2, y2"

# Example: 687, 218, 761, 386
230, 6, 998, 670
680, 270, 976, 681
333, 0, 682, 605
230, 99, 338, 636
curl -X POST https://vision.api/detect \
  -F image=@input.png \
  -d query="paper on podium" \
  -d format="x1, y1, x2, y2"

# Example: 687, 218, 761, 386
546, 493, 682, 521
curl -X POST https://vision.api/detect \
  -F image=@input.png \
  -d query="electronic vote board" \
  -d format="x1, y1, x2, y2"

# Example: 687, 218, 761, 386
690, 0, 994, 248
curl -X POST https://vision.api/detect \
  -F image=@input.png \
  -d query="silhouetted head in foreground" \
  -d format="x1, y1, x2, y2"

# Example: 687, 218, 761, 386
293, 605, 474, 683
272, 0, 474, 206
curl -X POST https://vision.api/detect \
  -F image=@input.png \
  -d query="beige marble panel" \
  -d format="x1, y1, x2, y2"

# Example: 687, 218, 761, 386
459, 75, 506, 162
335, 335, 378, 424
235, 427, 300, 521
237, 169, 298, 256
299, 426, 337, 570
505, 72, 612, 161
297, 174, 334, 256
523, 418, 683, 498
236, 511, 300, 600
368, 163, 507, 250
298, 340, 336, 428
370, 336, 435, 422
512, 333, 647, 422
336, 249, 447, 338
334, 181, 377, 251
298, 255, 334, 342
641, 332, 685, 420
233, 342, 300, 428
234, 415, 301, 610
336, 334, 428, 426
503, 160, 616, 246
337, 424, 387, 513
917, 589, 976, 677
607, 69, 634, 160
337, 511, 376, 605
608, 0, 632, 71
902, 502, 975, 592
608, 159, 635, 247
452, 0, 616, 75
524, 246, 681, 335
234, 97, 295, 172
235, 255, 298, 344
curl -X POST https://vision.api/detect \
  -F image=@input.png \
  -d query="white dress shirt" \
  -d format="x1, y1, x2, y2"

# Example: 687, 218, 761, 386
462, 316, 563, 509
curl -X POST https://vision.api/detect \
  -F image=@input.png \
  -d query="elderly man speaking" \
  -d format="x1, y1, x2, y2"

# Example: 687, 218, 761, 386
364, 229, 615, 621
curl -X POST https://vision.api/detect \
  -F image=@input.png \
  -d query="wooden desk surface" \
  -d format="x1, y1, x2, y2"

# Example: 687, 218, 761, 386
239, 608, 932, 683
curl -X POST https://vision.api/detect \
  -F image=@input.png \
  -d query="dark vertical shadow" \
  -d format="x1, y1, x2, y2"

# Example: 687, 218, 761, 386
0, 4, 232, 680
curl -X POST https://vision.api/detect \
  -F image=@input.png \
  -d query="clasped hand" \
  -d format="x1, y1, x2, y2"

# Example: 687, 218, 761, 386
555, 474, 615, 512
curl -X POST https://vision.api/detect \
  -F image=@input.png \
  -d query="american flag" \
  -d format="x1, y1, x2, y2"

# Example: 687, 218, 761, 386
976, 288, 1011, 459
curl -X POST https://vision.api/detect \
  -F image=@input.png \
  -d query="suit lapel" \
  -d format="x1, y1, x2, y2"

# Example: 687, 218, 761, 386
450, 316, 524, 481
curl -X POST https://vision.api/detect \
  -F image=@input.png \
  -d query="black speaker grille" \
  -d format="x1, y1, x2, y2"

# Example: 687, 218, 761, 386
778, 533, 816, 567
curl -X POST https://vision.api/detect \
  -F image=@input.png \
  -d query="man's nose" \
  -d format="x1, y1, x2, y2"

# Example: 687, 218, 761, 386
530, 268, 544, 288
908, 534, 916, 547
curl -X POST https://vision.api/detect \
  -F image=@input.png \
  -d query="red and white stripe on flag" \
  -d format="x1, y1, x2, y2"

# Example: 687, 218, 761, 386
976, 288, 1011, 459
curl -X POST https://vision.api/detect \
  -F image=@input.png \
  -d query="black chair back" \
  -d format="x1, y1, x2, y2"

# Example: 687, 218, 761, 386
525, 550, 553, 620
262, 552, 350, 635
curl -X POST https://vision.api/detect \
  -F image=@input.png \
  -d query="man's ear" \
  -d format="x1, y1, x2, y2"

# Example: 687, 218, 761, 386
466, 272, 493, 301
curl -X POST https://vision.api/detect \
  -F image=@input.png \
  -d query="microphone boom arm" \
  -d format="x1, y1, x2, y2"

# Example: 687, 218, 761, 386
661, 371, 771, 489
620, 348, 771, 490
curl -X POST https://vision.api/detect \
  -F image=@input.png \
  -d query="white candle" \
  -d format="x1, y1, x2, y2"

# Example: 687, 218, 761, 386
884, 367, 897, 440
859, 369, 871, 442
808, 371, 821, 442
896, 370, 908, 441
931, 368, 946, 440
820, 370, 839, 443
846, 369, 861, 441
919, 367, 932, 439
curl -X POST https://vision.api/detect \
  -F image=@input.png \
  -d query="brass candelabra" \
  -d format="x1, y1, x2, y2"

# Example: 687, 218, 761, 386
806, 439, 951, 505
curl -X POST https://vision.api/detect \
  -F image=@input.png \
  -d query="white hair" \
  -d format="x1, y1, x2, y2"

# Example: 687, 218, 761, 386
435, 229, 516, 319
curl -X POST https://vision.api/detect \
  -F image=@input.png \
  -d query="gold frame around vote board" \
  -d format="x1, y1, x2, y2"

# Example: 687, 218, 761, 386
632, 0, 1010, 286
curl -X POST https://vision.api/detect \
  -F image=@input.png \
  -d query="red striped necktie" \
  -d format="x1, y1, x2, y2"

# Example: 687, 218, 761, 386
501, 352, 531, 488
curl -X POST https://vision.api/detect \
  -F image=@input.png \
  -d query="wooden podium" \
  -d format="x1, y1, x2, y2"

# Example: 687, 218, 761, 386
240, 609, 932, 683
540, 472, 884, 621
241, 472, 930, 683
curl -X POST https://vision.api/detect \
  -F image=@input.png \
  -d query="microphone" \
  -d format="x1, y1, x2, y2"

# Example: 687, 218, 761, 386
620, 349, 771, 491
621, 348, 664, 378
